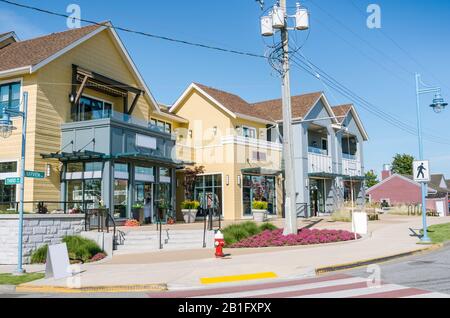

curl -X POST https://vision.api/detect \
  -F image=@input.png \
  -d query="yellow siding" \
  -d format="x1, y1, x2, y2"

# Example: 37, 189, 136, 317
0, 28, 179, 210
173, 88, 282, 220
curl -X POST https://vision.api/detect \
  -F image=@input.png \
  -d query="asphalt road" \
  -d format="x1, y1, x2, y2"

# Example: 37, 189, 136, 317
2, 245, 449, 298
346, 244, 450, 294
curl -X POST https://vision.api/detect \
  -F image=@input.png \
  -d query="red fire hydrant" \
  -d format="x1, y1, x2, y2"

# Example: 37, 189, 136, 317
214, 230, 225, 258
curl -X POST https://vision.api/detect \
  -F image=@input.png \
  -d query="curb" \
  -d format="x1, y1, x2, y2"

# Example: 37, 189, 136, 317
15, 283, 168, 294
0, 285, 16, 293
315, 243, 443, 275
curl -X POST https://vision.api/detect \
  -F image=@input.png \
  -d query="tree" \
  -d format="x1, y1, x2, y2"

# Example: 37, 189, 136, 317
391, 153, 415, 175
183, 166, 205, 201
365, 170, 379, 189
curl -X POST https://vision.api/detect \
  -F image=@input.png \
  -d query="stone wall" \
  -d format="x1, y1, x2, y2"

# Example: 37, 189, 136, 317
0, 214, 85, 265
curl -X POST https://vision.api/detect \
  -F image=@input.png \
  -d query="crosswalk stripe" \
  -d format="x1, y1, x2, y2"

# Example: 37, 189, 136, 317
196, 277, 368, 299
148, 274, 449, 299
351, 287, 429, 298
404, 292, 450, 298
149, 274, 351, 298
295, 284, 408, 298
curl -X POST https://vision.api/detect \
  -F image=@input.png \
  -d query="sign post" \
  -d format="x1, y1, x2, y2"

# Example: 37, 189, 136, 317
413, 160, 431, 243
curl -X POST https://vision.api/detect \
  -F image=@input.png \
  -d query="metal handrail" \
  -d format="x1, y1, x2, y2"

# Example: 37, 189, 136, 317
8, 200, 94, 214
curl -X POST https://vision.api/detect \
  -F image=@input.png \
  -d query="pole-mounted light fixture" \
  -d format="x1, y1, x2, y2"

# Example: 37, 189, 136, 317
0, 112, 16, 139
430, 92, 448, 113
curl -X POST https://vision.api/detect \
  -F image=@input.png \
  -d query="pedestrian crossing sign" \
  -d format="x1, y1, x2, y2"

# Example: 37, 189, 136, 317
413, 160, 430, 183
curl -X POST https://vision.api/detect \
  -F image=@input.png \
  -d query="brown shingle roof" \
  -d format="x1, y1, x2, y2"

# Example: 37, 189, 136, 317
194, 83, 324, 122
0, 23, 104, 72
332, 104, 352, 123
251, 92, 323, 122
194, 83, 273, 121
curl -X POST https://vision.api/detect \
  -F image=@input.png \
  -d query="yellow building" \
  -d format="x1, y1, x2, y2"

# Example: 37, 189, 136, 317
171, 83, 284, 221
0, 23, 186, 220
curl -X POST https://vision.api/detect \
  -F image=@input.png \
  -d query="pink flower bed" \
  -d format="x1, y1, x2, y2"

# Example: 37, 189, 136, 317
230, 228, 360, 248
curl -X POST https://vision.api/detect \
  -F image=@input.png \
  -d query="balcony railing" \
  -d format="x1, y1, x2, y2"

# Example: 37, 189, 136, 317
71, 110, 175, 138
308, 152, 333, 174
308, 146, 328, 156
221, 135, 283, 151
342, 158, 362, 177
342, 153, 357, 160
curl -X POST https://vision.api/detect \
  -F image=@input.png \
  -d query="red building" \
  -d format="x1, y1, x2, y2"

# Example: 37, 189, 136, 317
367, 167, 449, 216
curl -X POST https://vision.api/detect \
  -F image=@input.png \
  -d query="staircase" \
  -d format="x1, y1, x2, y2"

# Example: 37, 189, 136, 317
114, 229, 216, 255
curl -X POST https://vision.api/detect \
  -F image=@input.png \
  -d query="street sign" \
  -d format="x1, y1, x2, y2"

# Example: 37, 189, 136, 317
25, 170, 45, 179
413, 160, 430, 183
5, 177, 21, 185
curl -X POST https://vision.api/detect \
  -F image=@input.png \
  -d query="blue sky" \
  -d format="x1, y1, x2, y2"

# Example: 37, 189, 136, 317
1, 0, 449, 178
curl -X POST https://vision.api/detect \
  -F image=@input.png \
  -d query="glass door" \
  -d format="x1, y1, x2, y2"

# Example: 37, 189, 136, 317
242, 175, 277, 216
310, 179, 325, 216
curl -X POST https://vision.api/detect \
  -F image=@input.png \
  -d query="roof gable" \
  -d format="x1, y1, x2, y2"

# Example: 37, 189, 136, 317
0, 22, 160, 112
367, 173, 437, 194
0, 24, 102, 73
333, 104, 369, 141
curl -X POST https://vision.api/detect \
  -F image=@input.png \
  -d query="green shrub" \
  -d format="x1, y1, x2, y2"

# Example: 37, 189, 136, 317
30, 236, 104, 264
63, 236, 102, 263
252, 201, 268, 210
259, 222, 278, 232
223, 226, 250, 245
241, 221, 260, 236
30, 245, 48, 264
222, 221, 277, 245
181, 200, 200, 209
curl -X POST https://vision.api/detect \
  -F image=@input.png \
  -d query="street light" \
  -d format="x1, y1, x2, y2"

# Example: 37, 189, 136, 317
0, 92, 28, 273
415, 74, 447, 243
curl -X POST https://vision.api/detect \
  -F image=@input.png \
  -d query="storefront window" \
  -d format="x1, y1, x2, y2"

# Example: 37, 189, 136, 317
85, 162, 103, 172
194, 174, 223, 217
0, 161, 17, 173
114, 179, 128, 219
67, 162, 83, 173
242, 175, 276, 216
0, 180, 16, 211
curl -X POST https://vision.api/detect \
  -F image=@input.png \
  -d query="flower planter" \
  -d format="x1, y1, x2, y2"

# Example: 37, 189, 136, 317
131, 208, 144, 225
182, 209, 198, 223
252, 209, 268, 222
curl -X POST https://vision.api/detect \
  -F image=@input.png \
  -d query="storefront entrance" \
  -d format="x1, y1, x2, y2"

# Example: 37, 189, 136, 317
243, 175, 277, 216
310, 179, 326, 217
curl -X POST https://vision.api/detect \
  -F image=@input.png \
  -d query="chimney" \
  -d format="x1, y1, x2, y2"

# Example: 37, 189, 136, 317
381, 164, 392, 180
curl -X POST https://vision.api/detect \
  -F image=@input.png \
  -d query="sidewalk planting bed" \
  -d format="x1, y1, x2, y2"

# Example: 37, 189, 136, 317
0, 273, 45, 285
229, 228, 360, 248
425, 223, 450, 244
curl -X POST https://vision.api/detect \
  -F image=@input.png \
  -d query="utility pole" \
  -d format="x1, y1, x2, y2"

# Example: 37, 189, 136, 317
260, 1, 309, 235
279, 0, 297, 235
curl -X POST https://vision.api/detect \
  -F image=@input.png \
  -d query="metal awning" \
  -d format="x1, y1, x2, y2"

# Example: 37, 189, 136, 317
309, 172, 344, 179
241, 168, 282, 176
343, 175, 366, 181
113, 153, 189, 169
41, 150, 106, 162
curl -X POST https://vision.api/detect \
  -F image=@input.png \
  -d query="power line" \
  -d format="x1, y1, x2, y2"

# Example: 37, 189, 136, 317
290, 53, 450, 146
0, 0, 267, 60
348, 0, 450, 93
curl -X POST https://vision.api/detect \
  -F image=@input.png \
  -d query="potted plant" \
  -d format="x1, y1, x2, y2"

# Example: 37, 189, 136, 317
132, 203, 144, 224
181, 200, 200, 223
252, 201, 269, 222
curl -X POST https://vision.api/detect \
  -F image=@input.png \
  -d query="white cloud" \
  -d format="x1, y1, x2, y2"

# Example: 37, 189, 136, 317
0, 9, 46, 39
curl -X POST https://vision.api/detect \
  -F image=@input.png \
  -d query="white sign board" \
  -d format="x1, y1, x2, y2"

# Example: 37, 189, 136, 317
45, 243, 72, 280
413, 160, 430, 183
352, 212, 368, 235
436, 201, 445, 217
136, 134, 157, 150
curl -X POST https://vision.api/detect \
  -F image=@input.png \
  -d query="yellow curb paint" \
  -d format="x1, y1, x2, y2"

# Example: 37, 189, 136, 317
15, 284, 167, 294
200, 272, 278, 285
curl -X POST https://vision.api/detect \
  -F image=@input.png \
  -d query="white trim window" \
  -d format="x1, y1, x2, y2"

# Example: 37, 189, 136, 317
241, 126, 257, 139
0, 81, 21, 112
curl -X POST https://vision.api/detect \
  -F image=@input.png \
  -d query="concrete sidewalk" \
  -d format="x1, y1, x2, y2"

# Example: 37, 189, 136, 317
14, 215, 450, 291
